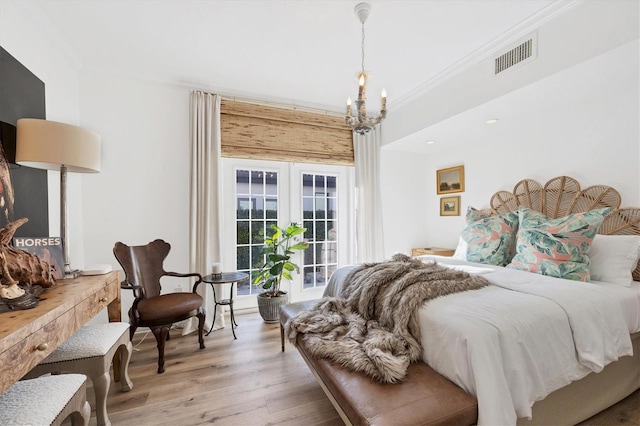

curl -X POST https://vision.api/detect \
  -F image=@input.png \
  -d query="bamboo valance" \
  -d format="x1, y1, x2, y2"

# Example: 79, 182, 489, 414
220, 99, 354, 166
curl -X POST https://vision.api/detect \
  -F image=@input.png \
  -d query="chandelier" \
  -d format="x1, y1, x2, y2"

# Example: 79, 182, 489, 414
345, 2, 386, 135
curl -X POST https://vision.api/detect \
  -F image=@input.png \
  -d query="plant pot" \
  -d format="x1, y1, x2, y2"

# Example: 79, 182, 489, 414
257, 291, 288, 323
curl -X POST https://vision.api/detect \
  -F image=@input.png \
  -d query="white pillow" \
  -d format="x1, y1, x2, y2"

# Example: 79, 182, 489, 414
452, 236, 467, 260
589, 234, 640, 287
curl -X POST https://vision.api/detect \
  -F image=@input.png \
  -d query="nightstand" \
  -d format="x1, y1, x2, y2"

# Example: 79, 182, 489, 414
411, 247, 455, 257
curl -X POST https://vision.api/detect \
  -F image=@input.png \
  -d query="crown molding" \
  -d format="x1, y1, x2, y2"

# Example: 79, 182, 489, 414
390, 0, 582, 110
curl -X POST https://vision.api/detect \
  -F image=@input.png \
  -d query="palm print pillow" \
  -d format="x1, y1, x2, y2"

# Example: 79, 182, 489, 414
507, 207, 611, 281
458, 207, 519, 266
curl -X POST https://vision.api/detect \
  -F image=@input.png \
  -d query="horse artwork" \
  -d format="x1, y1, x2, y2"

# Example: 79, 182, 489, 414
0, 218, 56, 312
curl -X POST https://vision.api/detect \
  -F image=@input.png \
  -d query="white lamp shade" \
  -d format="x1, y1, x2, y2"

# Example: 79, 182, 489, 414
16, 118, 101, 173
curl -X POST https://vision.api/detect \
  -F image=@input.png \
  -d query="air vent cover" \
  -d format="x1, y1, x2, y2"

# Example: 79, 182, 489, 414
494, 35, 537, 75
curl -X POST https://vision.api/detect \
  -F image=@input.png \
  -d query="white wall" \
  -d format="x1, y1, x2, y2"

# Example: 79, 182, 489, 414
383, 40, 639, 252
79, 71, 192, 320
379, 149, 429, 258
0, 1, 86, 268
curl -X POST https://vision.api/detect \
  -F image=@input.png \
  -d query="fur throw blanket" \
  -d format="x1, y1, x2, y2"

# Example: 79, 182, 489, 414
285, 253, 489, 383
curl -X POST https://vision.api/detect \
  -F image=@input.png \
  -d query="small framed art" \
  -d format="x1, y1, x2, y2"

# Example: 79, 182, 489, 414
440, 196, 461, 216
436, 165, 465, 194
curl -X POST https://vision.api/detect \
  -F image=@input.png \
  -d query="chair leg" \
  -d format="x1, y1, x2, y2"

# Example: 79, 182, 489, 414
197, 308, 206, 349
151, 326, 170, 374
69, 400, 91, 426
117, 342, 133, 392
280, 324, 285, 352
93, 371, 111, 426
128, 319, 138, 340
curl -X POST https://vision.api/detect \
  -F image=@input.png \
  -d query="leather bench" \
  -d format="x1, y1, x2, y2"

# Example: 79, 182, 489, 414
280, 301, 478, 426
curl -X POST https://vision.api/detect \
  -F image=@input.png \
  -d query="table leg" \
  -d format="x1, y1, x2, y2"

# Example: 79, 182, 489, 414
230, 282, 237, 339
107, 277, 122, 382
205, 284, 218, 336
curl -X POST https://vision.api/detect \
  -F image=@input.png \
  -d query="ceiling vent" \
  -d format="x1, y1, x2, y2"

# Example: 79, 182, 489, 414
494, 34, 537, 75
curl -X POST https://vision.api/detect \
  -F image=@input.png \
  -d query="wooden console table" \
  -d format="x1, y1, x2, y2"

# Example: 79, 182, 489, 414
0, 271, 120, 394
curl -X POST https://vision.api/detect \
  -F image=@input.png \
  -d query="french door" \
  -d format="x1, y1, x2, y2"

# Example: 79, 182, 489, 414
222, 158, 355, 310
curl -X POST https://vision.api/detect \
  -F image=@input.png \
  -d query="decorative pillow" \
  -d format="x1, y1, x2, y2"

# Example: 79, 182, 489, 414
455, 207, 519, 266
589, 234, 640, 286
452, 236, 467, 260
507, 207, 611, 281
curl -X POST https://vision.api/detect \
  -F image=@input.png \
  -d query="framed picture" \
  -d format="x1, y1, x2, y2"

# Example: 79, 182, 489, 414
13, 236, 64, 279
437, 165, 465, 194
440, 196, 461, 216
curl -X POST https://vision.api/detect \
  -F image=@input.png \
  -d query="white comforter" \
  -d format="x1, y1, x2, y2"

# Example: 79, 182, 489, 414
325, 257, 635, 426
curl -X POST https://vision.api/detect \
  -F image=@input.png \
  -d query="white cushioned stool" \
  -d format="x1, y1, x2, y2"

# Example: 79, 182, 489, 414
23, 322, 133, 426
0, 374, 91, 425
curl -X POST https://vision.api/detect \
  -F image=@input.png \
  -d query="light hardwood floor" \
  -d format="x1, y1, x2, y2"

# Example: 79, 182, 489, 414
90, 312, 638, 426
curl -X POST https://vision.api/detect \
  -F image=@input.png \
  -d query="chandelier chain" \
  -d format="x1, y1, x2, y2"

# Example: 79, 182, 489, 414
361, 22, 366, 72
345, 2, 386, 135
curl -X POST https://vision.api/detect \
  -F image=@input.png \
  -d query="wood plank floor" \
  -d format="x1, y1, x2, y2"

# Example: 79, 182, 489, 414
86, 312, 637, 426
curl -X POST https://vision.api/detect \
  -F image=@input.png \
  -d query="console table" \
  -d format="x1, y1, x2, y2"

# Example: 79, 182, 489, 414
0, 271, 120, 394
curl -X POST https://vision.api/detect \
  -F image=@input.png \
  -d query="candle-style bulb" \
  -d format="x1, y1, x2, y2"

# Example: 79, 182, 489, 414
381, 88, 387, 98
347, 97, 352, 106
359, 74, 365, 87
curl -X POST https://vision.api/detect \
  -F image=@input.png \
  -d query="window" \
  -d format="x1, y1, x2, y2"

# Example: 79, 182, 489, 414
235, 169, 278, 296
224, 158, 354, 309
302, 174, 338, 289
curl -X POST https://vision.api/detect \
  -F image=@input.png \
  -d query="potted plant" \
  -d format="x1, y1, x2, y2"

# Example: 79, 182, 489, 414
253, 222, 309, 323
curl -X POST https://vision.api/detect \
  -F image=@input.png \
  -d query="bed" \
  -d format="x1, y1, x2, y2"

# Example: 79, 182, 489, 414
323, 176, 640, 425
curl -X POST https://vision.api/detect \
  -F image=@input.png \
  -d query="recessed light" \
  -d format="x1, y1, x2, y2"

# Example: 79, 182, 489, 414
426, 140, 435, 144
485, 118, 499, 124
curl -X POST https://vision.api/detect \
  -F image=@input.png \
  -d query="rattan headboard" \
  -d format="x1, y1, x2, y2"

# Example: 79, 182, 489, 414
487, 176, 640, 281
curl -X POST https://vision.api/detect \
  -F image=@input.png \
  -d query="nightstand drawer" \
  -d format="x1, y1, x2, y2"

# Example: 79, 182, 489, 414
411, 247, 455, 257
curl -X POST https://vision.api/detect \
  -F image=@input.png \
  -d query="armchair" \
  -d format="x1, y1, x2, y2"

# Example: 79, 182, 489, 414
113, 239, 205, 373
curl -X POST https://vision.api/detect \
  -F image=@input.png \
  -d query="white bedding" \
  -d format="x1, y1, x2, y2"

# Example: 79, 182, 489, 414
324, 257, 637, 426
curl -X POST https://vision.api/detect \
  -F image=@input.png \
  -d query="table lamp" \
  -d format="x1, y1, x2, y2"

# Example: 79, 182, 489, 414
16, 118, 101, 278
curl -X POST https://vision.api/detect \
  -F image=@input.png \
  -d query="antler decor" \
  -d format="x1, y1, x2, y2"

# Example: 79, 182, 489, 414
0, 218, 56, 312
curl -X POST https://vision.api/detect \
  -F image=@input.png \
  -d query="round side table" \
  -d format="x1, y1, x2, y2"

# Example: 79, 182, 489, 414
201, 272, 249, 339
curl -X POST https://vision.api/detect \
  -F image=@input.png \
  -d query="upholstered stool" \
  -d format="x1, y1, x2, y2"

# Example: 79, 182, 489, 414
0, 374, 91, 425
23, 322, 133, 426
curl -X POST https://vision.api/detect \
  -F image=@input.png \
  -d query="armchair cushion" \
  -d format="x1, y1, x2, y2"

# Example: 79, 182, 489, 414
137, 293, 203, 322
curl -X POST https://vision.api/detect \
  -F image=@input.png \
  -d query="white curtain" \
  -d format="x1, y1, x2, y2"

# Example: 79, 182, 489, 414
353, 127, 385, 262
184, 91, 225, 335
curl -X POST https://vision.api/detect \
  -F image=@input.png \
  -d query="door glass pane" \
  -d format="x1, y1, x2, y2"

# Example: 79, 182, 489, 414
235, 168, 278, 296
302, 173, 338, 290
237, 221, 249, 245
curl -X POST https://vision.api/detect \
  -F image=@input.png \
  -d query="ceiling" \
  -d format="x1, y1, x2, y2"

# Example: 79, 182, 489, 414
32, 0, 557, 114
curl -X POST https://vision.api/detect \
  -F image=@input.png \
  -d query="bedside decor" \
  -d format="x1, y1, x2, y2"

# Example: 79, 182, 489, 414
437, 165, 465, 194
411, 247, 455, 257
440, 196, 461, 216
16, 119, 101, 278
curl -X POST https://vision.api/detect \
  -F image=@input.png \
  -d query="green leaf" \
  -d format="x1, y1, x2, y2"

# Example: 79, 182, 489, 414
288, 226, 306, 237
283, 262, 295, 271
270, 263, 283, 275
269, 253, 289, 262
289, 242, 309, 251
282, 270, 293, 281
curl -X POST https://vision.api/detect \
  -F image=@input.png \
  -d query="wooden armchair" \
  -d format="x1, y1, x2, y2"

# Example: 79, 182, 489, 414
113, 239, 205, 373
